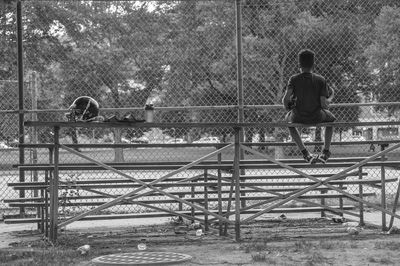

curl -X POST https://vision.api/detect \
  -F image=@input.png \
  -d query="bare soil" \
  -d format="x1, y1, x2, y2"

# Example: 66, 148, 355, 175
1, 216, 400, 266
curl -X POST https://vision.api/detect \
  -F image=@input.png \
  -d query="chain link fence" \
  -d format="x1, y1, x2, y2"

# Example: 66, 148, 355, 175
1, 0, 400, 216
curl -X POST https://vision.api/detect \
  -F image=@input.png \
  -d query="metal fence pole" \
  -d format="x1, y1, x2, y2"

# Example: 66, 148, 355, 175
380, 144, 388, 231
234, 127, 241, 242
50, 126, 60, 242
17, 0, 25, 217
235, 0, 246, 209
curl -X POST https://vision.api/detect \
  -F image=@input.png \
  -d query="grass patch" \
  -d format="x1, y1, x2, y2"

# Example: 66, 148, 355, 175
318, 240, 342, 249
293, 240, 314, 252
251, 252, 266, 262
304, 251, 331, 266
241, 239, 268, 253
55, 234, 87, 248
374, 241, 400, 251
349, 240, 359, 249
0, 248, 87, 266
368, 256, 394, 264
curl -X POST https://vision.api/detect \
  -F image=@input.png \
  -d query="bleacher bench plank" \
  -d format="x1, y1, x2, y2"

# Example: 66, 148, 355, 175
8, 178, 395, 190
4, 205, 356, 224
6, 192, 376, 208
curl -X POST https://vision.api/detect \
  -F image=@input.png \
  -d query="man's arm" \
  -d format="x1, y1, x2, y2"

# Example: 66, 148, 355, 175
327, 86, 335, 102
283, 86, 294, 110
320, 87, 334, 109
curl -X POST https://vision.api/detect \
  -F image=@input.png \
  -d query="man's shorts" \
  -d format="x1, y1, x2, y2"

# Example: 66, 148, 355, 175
285, 109, 336, 124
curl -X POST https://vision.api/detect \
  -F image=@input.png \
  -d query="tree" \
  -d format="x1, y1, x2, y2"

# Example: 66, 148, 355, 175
158, 1, 236, 140
364, 6, 400, 116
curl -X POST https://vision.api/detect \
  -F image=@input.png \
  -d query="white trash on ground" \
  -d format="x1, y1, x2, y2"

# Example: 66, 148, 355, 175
77, 244, 90, 255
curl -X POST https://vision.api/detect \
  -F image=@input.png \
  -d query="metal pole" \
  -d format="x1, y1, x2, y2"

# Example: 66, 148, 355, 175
16, 0, 25, 216
235, 0, 244, 122
204, 169, 209, 232
235, 0, 246, 208
50, 126, 60, 242
31, 72, 38, 170
380, 144, 387, 231
234, 128, 241, 241
217, 152, 223, 236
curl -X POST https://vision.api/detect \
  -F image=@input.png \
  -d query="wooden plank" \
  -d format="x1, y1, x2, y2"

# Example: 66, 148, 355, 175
23, 120, 400, 129
6, 171, 366, 186
16, 160, 400, 171
16, 139, 400, 150
17, 164, 233, 171
239, 172, 367, 180
4, 205, 356, 224
4, 187, 347, 204
238, 162, 400, 169
9, 178, 397, 190
8, 192, 377, 208
4, 197, 44, 203
12, 157, 381, 168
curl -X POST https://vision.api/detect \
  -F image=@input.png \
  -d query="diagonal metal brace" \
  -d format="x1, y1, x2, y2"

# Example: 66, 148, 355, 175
241, 143, 400, 222
59, 144, 234, 227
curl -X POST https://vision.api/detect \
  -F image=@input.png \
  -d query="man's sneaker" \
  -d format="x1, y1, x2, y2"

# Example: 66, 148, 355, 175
303, 152, 318, 164
318, 150, 331, 164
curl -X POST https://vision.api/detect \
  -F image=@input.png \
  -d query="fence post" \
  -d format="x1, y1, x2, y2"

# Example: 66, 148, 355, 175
191, 177, 195, 223
235, 0, 246, 209
30, 72, 40, 230
380, 143, 388, 231
234, 127, 241, 241
204, 169, 209, 232
217, 151, 223, 236
17, 0, 25, 218
50, 126, 60, 242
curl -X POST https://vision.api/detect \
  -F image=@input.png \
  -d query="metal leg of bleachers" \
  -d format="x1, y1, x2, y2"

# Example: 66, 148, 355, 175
190, 180, 195, 223
358, 167, 364, 226
44, 170, 49, 237
223, 172, 235, 236
204, 169, 209, 232
217, 153, 223, 236
178, 195, 183, 212
380, 144, 387, 231
234, 128, 241, 241
320, 188, 326, 217
49, 126, 60, 242
339, 184, 344, 217
388, 178, 400, 229
39, 187, 44, 233
44, 147, 53, 238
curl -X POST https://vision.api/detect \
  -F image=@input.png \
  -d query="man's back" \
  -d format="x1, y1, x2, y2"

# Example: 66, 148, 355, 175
288, 72, 328, 118
283, 49, 335, 164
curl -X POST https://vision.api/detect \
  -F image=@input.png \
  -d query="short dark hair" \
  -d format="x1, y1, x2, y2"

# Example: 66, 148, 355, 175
298, 49, 315, 69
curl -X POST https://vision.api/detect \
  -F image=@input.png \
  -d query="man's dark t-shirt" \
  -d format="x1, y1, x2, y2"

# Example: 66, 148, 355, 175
287, 72, 328, 122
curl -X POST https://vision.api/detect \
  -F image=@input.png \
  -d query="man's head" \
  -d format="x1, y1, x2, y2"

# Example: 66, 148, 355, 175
298, 49, 315, 70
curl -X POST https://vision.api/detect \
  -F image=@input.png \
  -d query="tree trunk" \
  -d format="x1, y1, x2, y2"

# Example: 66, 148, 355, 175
114, 128, 124, 162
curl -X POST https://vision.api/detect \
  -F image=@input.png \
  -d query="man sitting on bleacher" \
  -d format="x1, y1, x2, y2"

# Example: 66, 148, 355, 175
282, 49, 336, 164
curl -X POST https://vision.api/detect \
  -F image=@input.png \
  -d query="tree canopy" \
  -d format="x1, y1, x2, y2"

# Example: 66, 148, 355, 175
0, 0, 399, 142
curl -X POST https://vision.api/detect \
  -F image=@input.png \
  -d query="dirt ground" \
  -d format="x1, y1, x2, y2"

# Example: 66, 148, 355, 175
1, 213, 400, 266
